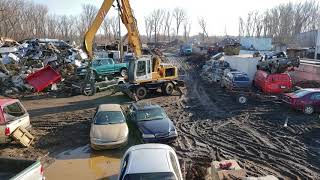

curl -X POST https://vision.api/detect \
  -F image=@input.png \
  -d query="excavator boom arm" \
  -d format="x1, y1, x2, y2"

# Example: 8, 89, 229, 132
83, 0, 142, 60
118, 0, 142, 57
83, 0, 114, 59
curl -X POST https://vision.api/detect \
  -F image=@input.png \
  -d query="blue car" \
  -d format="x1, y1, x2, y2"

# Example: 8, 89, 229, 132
221, 71, 251, 90
128, 103, 178, 143
180, 44, 192, 56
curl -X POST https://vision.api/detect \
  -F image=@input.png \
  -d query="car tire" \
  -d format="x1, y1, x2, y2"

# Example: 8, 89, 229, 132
303, 105, 314, 115
220, 82, 225, 88
136, 86, 147, 100
237, 95, 248, 104
82, 83, 96, 96
162, 82, 174, 95
120, 68, 128, 77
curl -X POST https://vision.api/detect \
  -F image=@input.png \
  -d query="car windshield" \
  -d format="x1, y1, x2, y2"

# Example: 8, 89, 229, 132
124, 172, 176, 180
94, 111, 125, 125
136, 108, 167, 121
92, 60, 101, 66
293, 90, 310, 98
234, 76, 249, 81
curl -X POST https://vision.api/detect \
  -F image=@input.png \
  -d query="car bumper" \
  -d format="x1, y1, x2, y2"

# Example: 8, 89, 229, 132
90, 137, 128, 150
143, 135, 177, 143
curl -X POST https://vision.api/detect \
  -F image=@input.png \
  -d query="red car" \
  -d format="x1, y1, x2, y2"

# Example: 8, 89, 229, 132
282, 88, 320, 114
254, 70, 292, 94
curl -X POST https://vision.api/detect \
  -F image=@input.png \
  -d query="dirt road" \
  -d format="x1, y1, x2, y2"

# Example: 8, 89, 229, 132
0, 54, 319, 180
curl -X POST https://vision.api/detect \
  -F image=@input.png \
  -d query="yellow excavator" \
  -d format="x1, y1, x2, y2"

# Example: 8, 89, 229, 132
83, 0, 184, 100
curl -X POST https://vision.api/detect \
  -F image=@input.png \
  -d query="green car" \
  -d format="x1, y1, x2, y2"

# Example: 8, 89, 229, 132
77, 58, 128, 79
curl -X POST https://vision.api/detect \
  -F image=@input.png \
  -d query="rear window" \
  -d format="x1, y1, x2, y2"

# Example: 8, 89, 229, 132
293, 90, 310, 98
3, 102, 26, 122
94, 111, 125, 125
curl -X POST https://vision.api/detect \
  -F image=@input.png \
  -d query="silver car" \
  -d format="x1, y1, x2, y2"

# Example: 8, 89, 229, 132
90, 104, 128, 150
118, 144, 183, 180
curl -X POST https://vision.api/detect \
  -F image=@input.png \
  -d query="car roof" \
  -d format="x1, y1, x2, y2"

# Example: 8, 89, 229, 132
126, 144, 174, 174
132, 102, 161, 110
300, 88, 320, 92
98, 104, 122, 112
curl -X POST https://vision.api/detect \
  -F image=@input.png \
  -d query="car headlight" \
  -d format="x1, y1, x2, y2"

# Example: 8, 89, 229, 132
142, 134, 155, 139
81, 69, 87, 72
169, 129, 178, 136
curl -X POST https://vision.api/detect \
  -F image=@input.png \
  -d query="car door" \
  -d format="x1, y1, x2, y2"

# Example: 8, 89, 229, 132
100, 59, 113, 74
135, 60, 148, 81
106, 58, 116, 73
94, 59, 105, 74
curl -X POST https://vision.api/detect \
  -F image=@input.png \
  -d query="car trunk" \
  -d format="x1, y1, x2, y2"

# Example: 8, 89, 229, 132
0, 158, 37, 179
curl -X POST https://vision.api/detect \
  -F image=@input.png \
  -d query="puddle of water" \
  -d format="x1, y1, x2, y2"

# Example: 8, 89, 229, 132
45, 145, 122, 180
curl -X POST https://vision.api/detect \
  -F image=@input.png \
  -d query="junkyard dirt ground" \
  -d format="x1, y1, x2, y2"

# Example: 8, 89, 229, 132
0, 54, 320, 179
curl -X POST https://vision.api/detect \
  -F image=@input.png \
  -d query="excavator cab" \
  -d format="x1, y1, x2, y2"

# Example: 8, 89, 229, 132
128, 56, 178, 84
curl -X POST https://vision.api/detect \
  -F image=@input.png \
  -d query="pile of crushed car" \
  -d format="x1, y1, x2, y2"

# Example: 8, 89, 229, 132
0, 37, 127, 98
200, 51, 320, 114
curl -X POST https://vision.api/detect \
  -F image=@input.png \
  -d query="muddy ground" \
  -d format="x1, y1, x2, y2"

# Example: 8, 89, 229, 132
1, 54, 320, 180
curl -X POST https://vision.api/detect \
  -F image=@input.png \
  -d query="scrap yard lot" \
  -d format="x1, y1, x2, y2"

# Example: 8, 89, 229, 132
1, 54, 320, 179
1, 0, 320, 179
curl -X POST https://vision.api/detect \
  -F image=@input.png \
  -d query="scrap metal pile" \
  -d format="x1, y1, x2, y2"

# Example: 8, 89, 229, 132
0, 37, 88, 97
200, 53, 230, 83
257, 51, 300, 74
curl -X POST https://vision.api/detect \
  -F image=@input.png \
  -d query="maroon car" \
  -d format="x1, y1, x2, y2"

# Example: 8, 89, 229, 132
283, 88, 320, 114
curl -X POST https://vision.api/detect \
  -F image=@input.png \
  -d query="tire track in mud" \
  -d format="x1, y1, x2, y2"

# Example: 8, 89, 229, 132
164, 55, 320, 179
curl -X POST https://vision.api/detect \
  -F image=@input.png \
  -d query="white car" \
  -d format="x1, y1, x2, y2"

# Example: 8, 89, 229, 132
118, 144, 183, 180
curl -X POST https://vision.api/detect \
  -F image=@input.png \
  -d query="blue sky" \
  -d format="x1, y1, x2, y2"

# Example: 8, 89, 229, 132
34, 0, 304, 36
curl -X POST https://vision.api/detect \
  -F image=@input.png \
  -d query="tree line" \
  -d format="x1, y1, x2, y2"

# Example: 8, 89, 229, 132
0, 0, 209, 44
239, 0, 320, 44
0, 0, 120, 44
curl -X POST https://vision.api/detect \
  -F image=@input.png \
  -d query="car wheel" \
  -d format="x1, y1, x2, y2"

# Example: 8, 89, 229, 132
220, 82, 225, 88
82, 83, 96, 96
162, 82, 174, 95
136, 86, 147, 99
237, 95, 247, 104
303, 105, 314, 115
120, 68, 128, 77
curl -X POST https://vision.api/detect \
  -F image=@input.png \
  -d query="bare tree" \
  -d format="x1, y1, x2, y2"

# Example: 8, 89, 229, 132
144, 16, 154, 42
183, 17, 192, 41
198, 17, 208, 41
110, 16, 119, 40
150, 9, 165, 44
102, 17, 112, 42
163, 10, 172, 42
240, 0, 320, 44
238, 17, 245, 37
78, 4, 98, 39
173, 7, 186, 37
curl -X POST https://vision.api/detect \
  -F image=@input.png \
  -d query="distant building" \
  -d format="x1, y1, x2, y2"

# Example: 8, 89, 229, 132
294, 30, 320, 59
240, 37, 272, 51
